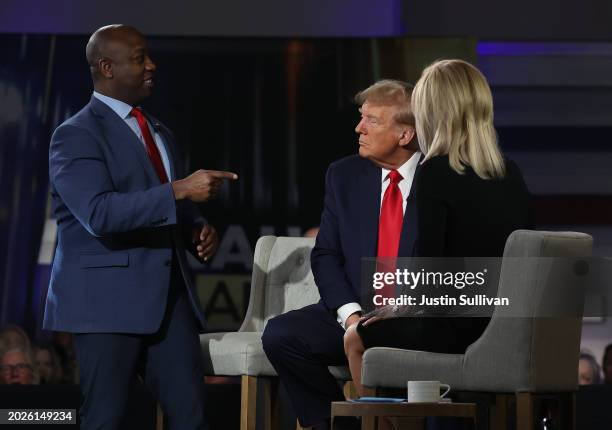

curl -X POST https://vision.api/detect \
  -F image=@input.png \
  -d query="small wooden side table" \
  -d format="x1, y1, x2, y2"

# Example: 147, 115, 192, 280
331, 400, 477, 430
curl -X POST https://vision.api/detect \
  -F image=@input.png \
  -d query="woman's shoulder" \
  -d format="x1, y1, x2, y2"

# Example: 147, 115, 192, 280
493, 158, 528, 192
502, 157, 523, 178
414, 155, 458, 199
416, 155, 528, 199
417, 155, 454, 178
416, 155, 462, 186
420, 155, 523, 180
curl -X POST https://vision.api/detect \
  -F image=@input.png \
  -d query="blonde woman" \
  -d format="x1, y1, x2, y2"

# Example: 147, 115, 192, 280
345, 60, 532, 396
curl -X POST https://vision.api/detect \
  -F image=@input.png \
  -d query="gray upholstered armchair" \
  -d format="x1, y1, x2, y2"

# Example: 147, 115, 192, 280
361, 230, 593, 429
200, 236, 350, 430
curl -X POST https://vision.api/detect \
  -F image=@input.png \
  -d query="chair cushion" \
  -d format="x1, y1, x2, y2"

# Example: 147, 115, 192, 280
201, 332, 276, 376
201, 331, 352, 380
362, 347, 465, 389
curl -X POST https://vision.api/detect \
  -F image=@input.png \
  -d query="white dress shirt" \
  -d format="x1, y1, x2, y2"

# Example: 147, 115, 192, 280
336, 152, 421, 328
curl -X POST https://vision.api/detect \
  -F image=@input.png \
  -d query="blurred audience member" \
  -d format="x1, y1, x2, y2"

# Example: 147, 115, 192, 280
579, 351, 601, 385
0, 346, 38, 385
33, 343, 64, 384
602, 343, 612, 384
0, 324, 32, 351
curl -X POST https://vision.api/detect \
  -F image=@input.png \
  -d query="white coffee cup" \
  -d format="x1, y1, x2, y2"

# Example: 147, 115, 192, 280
407, 381, 451, 403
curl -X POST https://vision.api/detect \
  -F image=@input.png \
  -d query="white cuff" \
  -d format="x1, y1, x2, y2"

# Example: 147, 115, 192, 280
336, 302, 363, 329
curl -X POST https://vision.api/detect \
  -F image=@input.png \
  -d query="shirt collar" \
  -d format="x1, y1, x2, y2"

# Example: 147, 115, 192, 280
381, 151, 422, 183
93, 91, 135, 120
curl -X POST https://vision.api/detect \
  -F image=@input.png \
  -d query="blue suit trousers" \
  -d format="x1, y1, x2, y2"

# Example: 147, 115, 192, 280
74, 264, 207, 430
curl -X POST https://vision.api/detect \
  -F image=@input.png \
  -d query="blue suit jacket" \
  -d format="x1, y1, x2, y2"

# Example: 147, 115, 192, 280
311, 154, 419, 312
44, 96, 206, 334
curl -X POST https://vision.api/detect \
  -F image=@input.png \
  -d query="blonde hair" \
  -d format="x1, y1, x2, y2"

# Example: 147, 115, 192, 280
412, 59, 505, 179
0, 324, 32, 352
355, 79, 415, 126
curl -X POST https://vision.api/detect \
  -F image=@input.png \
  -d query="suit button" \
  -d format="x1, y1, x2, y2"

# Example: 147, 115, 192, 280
164, 259, 172, 267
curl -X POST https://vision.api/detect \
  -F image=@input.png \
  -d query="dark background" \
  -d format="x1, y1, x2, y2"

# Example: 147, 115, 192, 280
0, 3, 611, 427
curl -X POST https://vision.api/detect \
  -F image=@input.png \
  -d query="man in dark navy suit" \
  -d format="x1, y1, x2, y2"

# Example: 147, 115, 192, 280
44, 25, 237, 429
262, 80, 420, 429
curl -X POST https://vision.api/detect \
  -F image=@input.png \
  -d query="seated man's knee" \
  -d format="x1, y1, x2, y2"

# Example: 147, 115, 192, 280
262, 316, 291, 355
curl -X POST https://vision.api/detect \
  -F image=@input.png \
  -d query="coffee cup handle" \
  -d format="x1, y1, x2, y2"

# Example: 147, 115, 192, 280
440, 384, 451, 398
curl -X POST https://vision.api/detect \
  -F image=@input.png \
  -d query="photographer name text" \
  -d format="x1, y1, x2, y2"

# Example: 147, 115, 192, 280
373, 294, 509, 307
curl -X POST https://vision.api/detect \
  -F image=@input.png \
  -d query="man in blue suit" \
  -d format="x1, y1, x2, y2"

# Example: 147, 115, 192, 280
262, 80, 420, 429
44, 25, 237, 429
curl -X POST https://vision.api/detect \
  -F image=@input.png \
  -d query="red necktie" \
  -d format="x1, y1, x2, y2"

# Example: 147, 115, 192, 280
130, 107, 169, 183
376, 170, 404, 303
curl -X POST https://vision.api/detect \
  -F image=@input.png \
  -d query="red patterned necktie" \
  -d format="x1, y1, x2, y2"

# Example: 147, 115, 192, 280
376, 170, 404, 304
130, 107, 169, 183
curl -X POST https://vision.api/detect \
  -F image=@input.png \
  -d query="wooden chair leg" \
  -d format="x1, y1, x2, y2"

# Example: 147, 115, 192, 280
156, 402, 164, 430
241, 375, 257, 430
262, 378, 280, 430
493, 394, 511, 430
516, 392, 535, 430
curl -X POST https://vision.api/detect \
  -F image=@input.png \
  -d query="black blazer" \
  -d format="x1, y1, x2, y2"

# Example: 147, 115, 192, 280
413, 155, 532, 258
